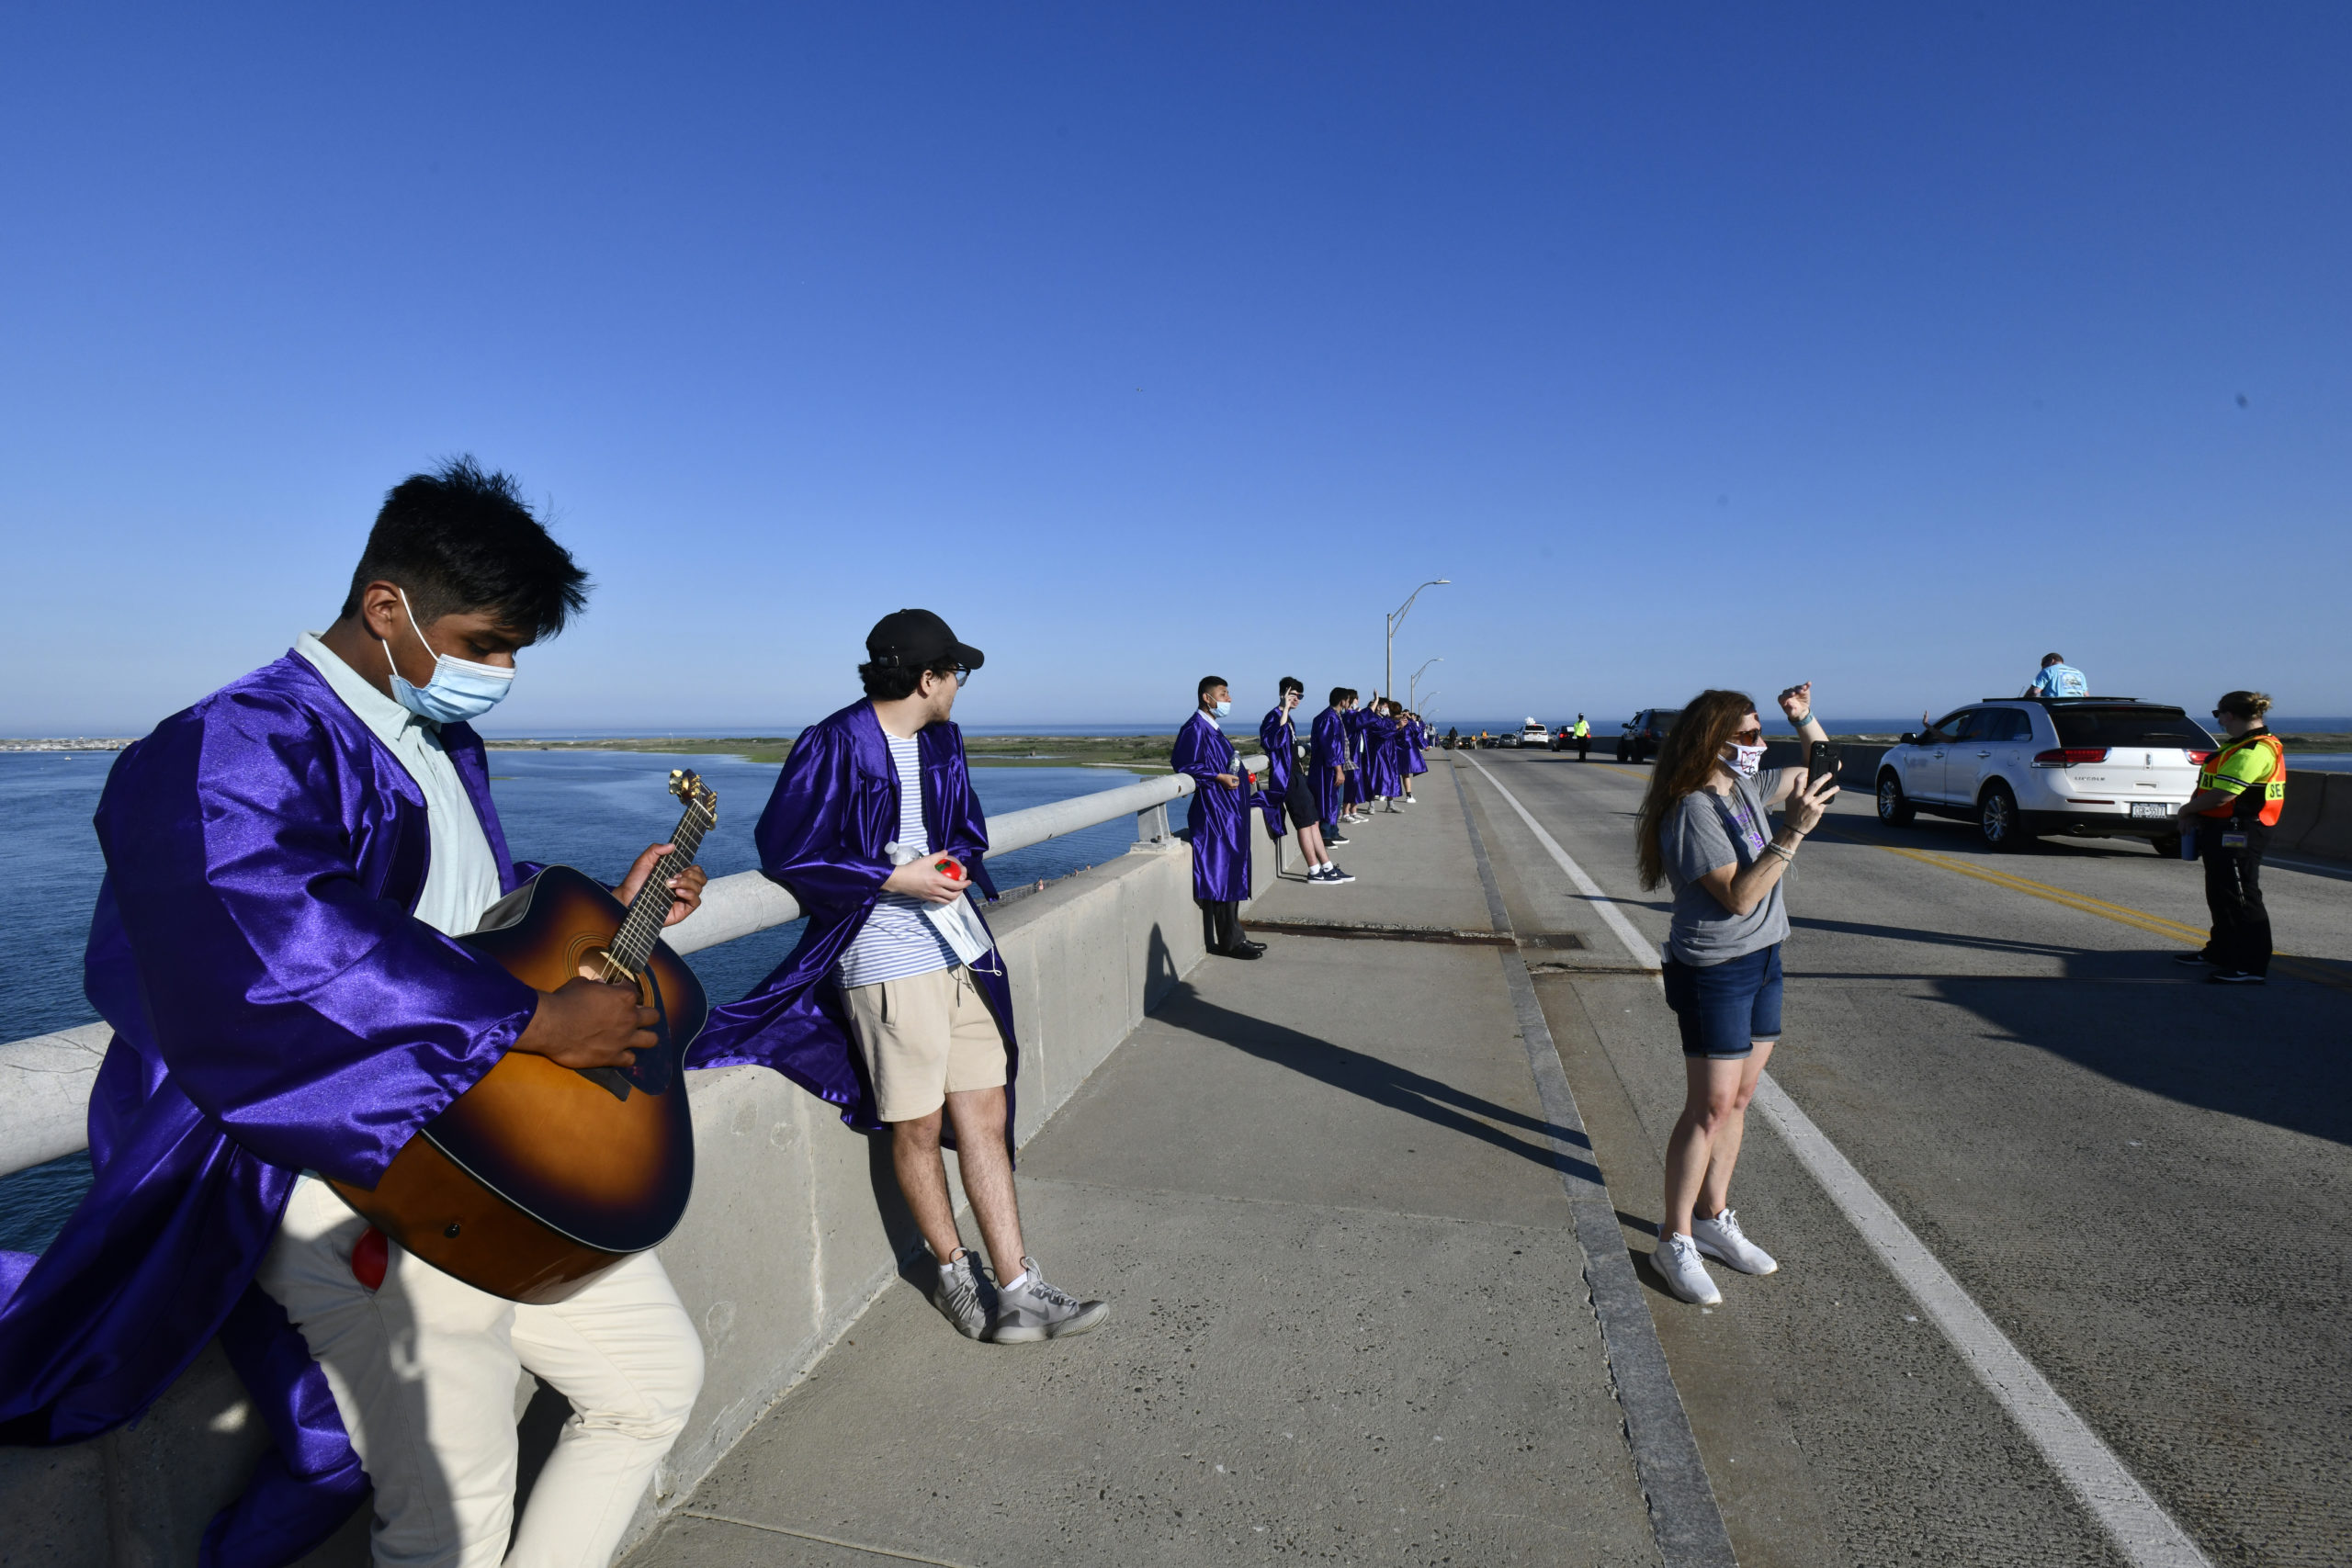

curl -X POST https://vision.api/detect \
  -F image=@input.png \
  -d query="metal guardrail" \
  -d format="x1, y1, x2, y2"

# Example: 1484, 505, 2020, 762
0, 757, 1265, 1180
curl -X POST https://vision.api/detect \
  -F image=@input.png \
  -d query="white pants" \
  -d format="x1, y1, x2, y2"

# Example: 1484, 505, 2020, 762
256, 1177, 706, 1568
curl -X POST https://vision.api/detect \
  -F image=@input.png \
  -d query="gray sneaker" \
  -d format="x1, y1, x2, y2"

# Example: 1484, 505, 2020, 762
989, 1257, 1108, 1343
933, 1252, 989, 1339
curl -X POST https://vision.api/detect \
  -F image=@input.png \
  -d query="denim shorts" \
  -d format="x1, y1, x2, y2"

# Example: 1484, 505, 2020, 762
1661, 942, 1783, 1059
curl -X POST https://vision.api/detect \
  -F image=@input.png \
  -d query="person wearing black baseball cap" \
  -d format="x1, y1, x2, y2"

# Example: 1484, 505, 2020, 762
692, 608, 1106, 1345
864, 607, 987, 679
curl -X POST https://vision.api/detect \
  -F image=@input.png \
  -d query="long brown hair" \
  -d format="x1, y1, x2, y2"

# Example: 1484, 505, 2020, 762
1635, 689, 1758, 890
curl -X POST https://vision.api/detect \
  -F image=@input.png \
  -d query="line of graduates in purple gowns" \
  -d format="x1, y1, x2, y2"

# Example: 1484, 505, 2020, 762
1178, 677, 1432, 955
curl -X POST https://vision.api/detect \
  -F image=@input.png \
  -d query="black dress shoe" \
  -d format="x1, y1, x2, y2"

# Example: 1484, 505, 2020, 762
1217, 942, 1264, 960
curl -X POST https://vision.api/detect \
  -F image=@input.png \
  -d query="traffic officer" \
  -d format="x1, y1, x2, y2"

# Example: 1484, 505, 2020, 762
2175, 691, 2285, 985
1573, 713, 1591, 761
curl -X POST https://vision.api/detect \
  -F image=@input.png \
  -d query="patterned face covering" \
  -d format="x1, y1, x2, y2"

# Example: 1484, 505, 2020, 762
1724, 741, 1767, 779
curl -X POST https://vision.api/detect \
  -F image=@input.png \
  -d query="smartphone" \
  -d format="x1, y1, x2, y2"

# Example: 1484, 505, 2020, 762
1806, 742, 1842, 786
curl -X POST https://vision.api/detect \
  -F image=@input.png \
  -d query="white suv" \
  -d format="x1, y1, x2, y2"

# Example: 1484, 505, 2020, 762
1874, 698, 2217, 853
1519, 719, 1550, 749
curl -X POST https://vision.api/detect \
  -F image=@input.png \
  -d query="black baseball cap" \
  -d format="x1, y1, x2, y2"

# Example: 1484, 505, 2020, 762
865, 608, 985, 672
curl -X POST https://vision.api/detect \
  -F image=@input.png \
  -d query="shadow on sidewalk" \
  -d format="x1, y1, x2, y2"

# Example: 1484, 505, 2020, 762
1150, 977, 1601, 1185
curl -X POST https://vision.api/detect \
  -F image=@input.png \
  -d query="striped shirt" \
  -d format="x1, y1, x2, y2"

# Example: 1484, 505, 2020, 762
837, 731, 961, 989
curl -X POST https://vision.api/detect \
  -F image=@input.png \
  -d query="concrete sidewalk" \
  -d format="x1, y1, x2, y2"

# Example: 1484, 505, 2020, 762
626, 776, 1669, 1567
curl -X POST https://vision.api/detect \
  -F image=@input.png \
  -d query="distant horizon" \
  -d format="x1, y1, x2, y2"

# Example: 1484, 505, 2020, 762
14, 713, 2351, 744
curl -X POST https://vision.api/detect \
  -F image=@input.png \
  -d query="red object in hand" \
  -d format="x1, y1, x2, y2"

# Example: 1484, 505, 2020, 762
933, 857, 966, 882
351, 1226, 389, 1292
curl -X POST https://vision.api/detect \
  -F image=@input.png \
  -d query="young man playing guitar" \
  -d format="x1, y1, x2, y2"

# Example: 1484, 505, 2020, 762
0, 460, 707, 1567
690, 609, 1107, 1344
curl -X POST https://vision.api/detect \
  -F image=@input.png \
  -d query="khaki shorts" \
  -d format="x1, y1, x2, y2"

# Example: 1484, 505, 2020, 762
841, 964, 1007, 1123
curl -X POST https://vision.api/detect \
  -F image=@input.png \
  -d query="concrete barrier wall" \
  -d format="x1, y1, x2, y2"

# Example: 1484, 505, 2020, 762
2278, 770, 2351, 860
0, 824, 1280, 1567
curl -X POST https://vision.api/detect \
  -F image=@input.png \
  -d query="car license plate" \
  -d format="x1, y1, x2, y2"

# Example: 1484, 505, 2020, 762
2131, 802, 2170, 819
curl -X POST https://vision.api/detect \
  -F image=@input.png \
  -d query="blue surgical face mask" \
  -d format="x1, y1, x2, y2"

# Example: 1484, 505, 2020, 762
381, 588, 514, 725
1214, 699, 1232, 717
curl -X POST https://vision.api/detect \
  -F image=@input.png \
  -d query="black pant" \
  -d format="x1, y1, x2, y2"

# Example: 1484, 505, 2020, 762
1204, 899, 1244, 952
1577, 736, 1589, 759
2199, 820, 2272, 976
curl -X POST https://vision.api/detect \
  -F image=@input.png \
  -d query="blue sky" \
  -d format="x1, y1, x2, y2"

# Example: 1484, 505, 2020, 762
3, 5, 2346, 735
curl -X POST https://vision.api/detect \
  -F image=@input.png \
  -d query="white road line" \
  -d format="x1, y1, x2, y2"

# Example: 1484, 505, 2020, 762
1463, 755, 1662, 972
1462, 754, 2216, 1568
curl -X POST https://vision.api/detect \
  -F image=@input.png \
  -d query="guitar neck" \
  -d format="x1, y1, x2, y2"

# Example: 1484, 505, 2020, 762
608, 796, 715, 977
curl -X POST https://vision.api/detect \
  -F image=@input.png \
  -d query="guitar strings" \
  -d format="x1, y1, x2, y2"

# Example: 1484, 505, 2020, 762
605, 795, 716, 979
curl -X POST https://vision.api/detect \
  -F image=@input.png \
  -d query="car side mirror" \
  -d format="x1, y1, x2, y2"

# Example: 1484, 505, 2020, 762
1899, 732, 1917, 744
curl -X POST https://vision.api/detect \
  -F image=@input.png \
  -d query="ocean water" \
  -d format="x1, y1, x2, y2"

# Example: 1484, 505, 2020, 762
0, 748, 1180, 1254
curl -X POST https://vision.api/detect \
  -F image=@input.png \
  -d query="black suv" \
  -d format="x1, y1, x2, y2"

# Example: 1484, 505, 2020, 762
1616, 708, 1681, 763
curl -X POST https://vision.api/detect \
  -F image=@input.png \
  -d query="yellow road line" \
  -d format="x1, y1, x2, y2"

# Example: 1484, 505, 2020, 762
1878, 843, 2347, 990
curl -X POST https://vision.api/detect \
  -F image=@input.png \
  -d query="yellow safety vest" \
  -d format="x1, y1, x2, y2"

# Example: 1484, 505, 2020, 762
1573, 720, 1589, 738
2197, 731, 2285, 825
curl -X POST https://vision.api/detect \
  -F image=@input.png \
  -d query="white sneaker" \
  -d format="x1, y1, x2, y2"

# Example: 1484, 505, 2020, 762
1690, 1207, 1778, 1275
1654, 1233, 1722, 1305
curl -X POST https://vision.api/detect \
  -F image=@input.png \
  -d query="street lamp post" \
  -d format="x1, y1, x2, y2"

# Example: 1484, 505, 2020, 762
1385, 579, 1449, 701
1408, 657, 1442, 709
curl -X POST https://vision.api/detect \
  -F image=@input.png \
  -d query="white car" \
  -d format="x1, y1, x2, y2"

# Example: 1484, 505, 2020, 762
1518, 719, 1550, 749
1874, 698, 2216, 853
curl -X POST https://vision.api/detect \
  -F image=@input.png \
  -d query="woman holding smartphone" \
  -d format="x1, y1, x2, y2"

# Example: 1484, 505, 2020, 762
1634, 682, 1839, 1306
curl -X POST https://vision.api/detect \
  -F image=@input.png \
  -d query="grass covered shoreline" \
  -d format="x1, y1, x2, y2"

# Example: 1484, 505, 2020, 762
481, 734, 1182, 772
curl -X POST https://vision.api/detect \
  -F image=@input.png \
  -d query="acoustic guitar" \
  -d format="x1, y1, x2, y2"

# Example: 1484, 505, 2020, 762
331, 770, 716, 1303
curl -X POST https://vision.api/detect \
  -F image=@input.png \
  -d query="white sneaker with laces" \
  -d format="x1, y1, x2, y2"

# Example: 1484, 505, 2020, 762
1690, 1207, 1778, 1275
1654, 1233, 1722, 1305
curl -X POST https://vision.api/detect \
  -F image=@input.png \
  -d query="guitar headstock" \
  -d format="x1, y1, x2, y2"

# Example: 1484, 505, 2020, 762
669, 769, 718, 821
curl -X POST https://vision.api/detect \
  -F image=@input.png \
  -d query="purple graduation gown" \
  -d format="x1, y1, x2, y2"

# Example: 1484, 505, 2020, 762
1255, 706, 1295, 837
1406, 720, 1429, 776
688, 701, 1015, 1139
0, 652, 542, 1566
1309, 706, 1349, 827
1341, 707, 1367, 806
1363, 712, 1402, 798
1170, 713, 1252, 902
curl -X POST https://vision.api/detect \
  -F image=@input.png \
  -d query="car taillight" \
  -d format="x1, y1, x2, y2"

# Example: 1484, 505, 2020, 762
2032, 747, 2109, 767
2186, 750, 2213, 765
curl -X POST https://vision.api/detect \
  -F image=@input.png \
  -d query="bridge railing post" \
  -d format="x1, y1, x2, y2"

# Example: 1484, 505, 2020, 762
1134, 801, 1173, 848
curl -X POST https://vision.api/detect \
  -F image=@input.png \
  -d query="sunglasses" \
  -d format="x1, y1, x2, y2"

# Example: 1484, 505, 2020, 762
1731, 728, 1763, 744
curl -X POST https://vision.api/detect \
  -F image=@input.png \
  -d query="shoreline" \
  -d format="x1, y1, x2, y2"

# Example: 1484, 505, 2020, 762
12, 728, 2352, 760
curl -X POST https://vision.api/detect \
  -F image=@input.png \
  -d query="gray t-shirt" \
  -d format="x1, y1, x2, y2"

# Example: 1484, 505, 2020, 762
1660, 770, 1791, 965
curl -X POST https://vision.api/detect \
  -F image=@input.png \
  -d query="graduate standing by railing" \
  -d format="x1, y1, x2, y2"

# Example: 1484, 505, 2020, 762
1173, 677, 1265, 957
1345, 691, 1374, 827
1401, 707, 1429, 802
1363, 698, 1403, 811
1260, 678, 1351, 885
1311, 688, 1354, 847
690, 609, 1108, 1345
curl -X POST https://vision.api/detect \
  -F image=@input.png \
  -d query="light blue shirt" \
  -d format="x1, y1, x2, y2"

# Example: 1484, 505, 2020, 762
2029, 663, 2088, 698
295, 632, 502, 938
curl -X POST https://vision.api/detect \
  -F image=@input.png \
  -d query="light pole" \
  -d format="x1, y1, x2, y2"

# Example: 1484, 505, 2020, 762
1385, 579, 1449, 700
1408, 657, 1442, 708
1419, 692, 1441, 723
